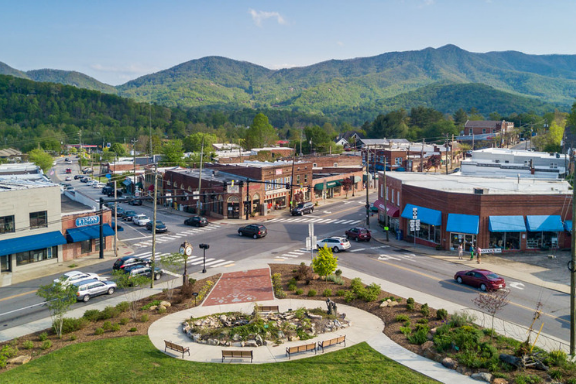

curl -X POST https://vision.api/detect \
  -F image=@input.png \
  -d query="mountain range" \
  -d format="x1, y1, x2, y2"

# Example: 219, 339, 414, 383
2, 45, 575, 120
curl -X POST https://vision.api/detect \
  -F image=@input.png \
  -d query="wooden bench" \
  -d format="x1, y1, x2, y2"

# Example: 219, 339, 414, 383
164, 340, 190, 358
221, 349, 253, 363
318, 335, 346, 353
286, 342, 317, 359
256, 305, 279, 313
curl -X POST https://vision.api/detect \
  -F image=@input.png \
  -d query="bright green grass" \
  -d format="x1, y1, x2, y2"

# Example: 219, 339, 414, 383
1, 336, 439, 384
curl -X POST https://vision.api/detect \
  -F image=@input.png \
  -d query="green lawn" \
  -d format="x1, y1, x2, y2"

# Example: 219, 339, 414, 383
2, 336, 439, 384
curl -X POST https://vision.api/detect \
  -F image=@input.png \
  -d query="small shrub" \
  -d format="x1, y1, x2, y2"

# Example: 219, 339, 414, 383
102, 321, 113, 331
70, 334, 77, 341
326, 275, 345, 285
307, 289, 317, 297
188, 277, 197, 286
417, 318, 429, 324
141, 300, 162, 310
404, 320, 411, 327
399, 326, 412, 336
100, 306, 121, 320
140, 314, 149, 323
112, 324, 121, 332
335, 269, 342, 276
129, 327, 137, 332
566, 378, 576, 384
350, 278, 364, 293
94, 328, 105, 336
482, 328, 496, 337
449, 311, 476, 327
323, 289, 332, 297
115, 301, 130, 312
408, 328, 429, 345
295, 263, 313, 283
295, 288, 304, 295
358, 283, 380, 302
158, 307, 167, 314
436, 308, 448, 320
547, 349, 567, 367
23, 340, 34, 350
406, 297, 415, 305
406, 303, 414, 311
120, 317, 130, 325
38, 332, 48, 341
60, 317, 88, 334
40, 340, 52, 350
83, 309, 101, 322
335, 289, 345, 296
549, 369, 563, 380
343, 291, 355, 303
395, 315, 410, 322
288, 277, 297, 285
287, 283, 297, 292
420, 303, 430, 317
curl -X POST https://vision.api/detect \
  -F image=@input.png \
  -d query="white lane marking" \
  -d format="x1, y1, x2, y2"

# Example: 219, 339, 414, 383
210, 260, 235, 268
190, 258, 215, 265
508, 282, 525, 290
203, 259, 226, 266
350, 248, 366, 253
163, 270, 180, 277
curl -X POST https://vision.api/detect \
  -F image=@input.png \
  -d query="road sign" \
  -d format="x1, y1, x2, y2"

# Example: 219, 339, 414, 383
305, 236, 317, 251
412, 207, 418, 220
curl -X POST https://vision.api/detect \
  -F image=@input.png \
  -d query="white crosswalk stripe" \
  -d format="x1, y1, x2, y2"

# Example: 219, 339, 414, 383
190, 258, 215, 265
209, 260, 235, 268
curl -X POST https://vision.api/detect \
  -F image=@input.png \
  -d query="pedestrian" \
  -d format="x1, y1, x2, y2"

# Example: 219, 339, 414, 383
470, 246, 475, 261
476, 246, 482, 264
458, 243, 463, 260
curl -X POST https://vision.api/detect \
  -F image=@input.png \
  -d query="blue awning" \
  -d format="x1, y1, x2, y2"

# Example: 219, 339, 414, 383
565, 221, 572, 232
0, 231, 67, 257
66, 224, 115, 243
489, 216, 526, 232
446, 214, 479, 235
122, 178, 132, 186
526, 215, 564, 232
401, 204, 442, 226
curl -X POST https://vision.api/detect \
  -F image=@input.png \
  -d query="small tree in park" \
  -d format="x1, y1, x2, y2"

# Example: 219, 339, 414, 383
472, 289, 510, 338
312, 245, 338, 284
36, 282, 77, 337
111, 270, 151, 319
160, 253, 186, 300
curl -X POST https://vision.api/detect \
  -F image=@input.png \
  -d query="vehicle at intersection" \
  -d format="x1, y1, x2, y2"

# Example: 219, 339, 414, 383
238, 224, 267, 239
316, 237, 351, 253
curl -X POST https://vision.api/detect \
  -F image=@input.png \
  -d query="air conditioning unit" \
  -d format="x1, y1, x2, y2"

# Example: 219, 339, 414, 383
474, 188, 488, 195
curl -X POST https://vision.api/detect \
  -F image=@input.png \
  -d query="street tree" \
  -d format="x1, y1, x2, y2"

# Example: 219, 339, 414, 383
159, 253, 186, 300
342, 177, 353, 198
312, 245, 338, 283
161, 139, 185, 166
111, 270, 150, 319
28, 148, 54, 173
472, 289, 510, 339
110, 142, 127, 157
244, 113, 278, 150
36, 282, 77, 337
183, 132, 218, 152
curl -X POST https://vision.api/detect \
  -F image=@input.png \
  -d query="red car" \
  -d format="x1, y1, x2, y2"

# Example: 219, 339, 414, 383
345, 227, 371, 242
454, 269, 506, 291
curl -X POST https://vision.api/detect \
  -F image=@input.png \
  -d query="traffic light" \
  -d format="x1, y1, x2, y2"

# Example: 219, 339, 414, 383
285, 182, 290, 189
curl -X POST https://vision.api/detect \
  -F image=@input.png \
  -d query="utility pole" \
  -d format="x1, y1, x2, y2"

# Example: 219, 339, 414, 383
245, 179, 251, 220
365, 148, 370, 226
420, 139, 425, 172
196, 137, 204, 215
383, 157, 389, 241
289, 147, 296, 209
98, 198, 104, 259
149, 101, 153, 156
445, 134, 449, 175
114, 180, 118, 258
131, 138, 137, 196
451, 134, 454, 170
150, 165, 158, 288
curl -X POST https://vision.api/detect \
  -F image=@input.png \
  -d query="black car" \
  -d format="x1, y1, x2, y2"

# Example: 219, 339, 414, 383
128, 199, 143, 206
291, 202, 314, 216
123, 265, 163, 281
123, 210, 137, 221
184, 215, 208, 227
146, 220, 168, 233
74, 175, 83, 180
107, 189, 123, 197
102, 186, 113, 195
238, 224, 267, 239
112, 256, 150, 271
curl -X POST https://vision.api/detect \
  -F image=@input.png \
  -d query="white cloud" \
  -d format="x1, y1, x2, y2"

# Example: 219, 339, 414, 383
249, 9, 287, 27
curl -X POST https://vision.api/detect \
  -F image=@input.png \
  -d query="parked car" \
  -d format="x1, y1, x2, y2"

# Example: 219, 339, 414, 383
316, 237, 351, 253
72, 279, 117, 302
454, 269, 506, 291
128, 199, 143, 206
112, 256, 150, 271
65, 176, 72, 181
122, 210, 137, 221
74, 175, 83, 180
291, 202, 314, 216
146, 220, 168, 233
122, 265, 163, 282
184, 215, 208, 227
451, 167, 461, 174
345, 227, 371, 242
132, 214, 150, 226
93, 182, 105, 188
238, 224, 267, 239
81, 177, 92, 183
54, 271, 104, 287
107, 189, 122, 197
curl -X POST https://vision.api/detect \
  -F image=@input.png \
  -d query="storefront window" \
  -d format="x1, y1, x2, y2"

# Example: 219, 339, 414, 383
450, 233, 476, 251
1, 254, 11, 271
15, 246, 56, 265
489, 232, 520, 250
415, 223, 440, 244
81, 240, 91, 254
30, 211, 47, 229
527, 231, 558, 249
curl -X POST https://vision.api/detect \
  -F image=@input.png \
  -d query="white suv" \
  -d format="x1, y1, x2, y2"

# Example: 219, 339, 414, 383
54, 271, 104, 287
316, 237, 351, 253
132, 214, 150, 226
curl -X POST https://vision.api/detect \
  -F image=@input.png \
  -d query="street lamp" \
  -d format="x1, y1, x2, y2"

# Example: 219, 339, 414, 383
199, 243, 210, 273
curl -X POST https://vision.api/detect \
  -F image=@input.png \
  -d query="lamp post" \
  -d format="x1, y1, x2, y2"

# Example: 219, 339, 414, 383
199, 243, 209, 273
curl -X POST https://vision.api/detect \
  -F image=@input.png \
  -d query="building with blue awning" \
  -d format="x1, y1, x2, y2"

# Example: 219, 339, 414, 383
525, 215, 564, 249
488, 216, 526, 251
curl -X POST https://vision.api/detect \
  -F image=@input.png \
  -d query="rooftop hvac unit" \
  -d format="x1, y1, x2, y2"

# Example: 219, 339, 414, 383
474, 188, 488, 195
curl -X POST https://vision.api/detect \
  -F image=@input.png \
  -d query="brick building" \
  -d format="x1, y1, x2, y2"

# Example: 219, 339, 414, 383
379, 172, 572, 252
464, 120, 514, 136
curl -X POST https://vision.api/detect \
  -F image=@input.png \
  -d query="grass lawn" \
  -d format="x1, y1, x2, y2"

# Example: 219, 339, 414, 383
2, 336, 439, 384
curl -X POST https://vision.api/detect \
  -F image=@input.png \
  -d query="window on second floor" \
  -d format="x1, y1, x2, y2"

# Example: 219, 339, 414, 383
395, 157, 402, 165
30, 211, 47, 229
297, 175, 301, 184
304, 174, 308, 183
0, 215, 15, 234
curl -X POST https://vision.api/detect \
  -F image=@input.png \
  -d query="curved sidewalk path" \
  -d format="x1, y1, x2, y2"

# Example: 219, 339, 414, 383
148, 268, 477, 384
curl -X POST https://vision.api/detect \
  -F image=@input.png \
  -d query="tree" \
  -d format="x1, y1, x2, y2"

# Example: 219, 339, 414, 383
183, 132, 218, 152
28, 148, 54, 173
304, 125, 332, 154
244, 113, 278, 150
36, 282, 77, 337
161, 139, 185, 166
472, 289, 510, 339
453, 108, 468, 128
369, 110, 409, 139
111, 270, 151, 319
312, 245, 338, 283
110, 142, 127, 157
159, 253, 186, 300
342, 177, 353, 198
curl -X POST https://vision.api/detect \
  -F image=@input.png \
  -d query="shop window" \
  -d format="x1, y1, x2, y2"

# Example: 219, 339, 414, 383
397, 191, 400, 205
334, 163, 338, 167
297, 175, 301, 184
0, 254, 10, 272
15, 246, 56, 266
414, 223, 440, 244
386, 187, 389, 200
81, 240, 92, 254
489, 232, 520, 250
391, 189, 394, 203
166, 181, 171, 186
30, 211, 47, 229
0, 215, 15, 234
395, 157, 402, 165
313, 163, 317, 167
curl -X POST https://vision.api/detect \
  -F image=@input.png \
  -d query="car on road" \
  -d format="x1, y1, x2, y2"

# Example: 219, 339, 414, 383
74, 175, 83, 180
113, 256, 150, 271
184, 215, 208, 227
65, 176, 72, 181
132, 214, 150, 226
454, 269, 506, 291
345, 227, 371, 242
128, 199, 143, 206
146, 220, 168, 233
123, 265, 163, 282
102, 186, 113, 194
238, 224, 267, 239
65, 168, 72, 174
72, 279, 117, 302
451, 167, 461, 174
80, 177, 91, 183
316, 237, 351, 253
122, 210, 137, 221
107, 189, 123, 197
54, 271, 104, 286
93, 182, 105, 188
291, 202, 314, 216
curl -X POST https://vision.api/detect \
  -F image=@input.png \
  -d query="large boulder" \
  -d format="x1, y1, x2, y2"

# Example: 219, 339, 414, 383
7, 355, 31, 365
245, 340, 258, 348
441, 357, 457, 370
160, 301, 171, 308
470, 372, 492, 382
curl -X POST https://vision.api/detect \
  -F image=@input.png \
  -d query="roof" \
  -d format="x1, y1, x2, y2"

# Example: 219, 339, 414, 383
384, 172, 571, 195
0, 180, 58, 192
61, 195, 94, 214
464, 120, 512, 128
0, 148, 22, 157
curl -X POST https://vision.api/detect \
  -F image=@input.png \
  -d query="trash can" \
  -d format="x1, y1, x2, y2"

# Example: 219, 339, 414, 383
396, 230, 403, 241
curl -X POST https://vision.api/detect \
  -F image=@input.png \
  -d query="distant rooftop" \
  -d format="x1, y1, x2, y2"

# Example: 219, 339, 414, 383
0, 162, 42, 175
61, 194, 93, 214
0, 180, 58, 192
472, 148, 567, 160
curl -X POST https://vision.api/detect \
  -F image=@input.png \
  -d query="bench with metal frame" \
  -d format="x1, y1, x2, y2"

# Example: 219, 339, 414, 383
318, 335, 346, 353
285, 342, 317, 359
221, 349, 253, 363
256, 305, 279, 313
164, 340, 190, 358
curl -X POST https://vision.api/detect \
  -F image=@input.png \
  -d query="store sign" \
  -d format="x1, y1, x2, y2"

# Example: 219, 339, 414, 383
75, 216, 100, 227
480, 248, 502, 254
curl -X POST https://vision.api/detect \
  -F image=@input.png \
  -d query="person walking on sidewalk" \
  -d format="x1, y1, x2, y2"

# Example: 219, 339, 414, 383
476, 246, 482, 264
470, 246, 475, 261
458, 243, 463, 260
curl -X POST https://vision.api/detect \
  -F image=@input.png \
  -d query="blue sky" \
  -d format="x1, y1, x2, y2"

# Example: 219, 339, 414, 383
1, 0, 574, 86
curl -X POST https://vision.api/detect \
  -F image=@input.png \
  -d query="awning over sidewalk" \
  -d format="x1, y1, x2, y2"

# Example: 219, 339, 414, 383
446, 213, 479, 235
526, 215, 563, 232
565, 221, 572, 232
314, 180, 342, 190
489, 216, 526, 232
373, 199, 400, 217
0, 231, 67, 257
401, 204, 442, 226
66, 224, 115, 243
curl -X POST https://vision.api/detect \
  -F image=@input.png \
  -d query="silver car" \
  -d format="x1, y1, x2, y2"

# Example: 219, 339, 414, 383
72, 279, 117, 302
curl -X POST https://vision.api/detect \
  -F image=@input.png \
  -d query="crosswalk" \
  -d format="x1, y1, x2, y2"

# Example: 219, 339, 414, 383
275, 248, 309, 260
134, 249, 235, 270
130, 225, 221, 248
267, 217, 361, 225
